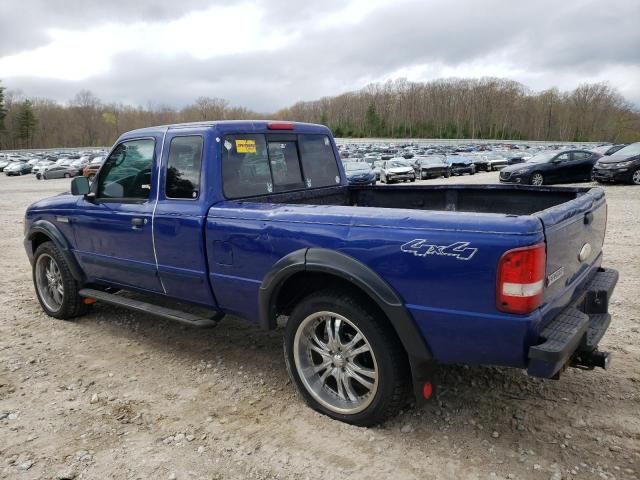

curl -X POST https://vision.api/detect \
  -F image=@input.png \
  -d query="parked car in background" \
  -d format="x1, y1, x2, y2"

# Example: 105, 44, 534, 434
379, 158, 416, 183
0, 158, 15, 172
482, 153, 508, 171
71, 157, 91, 172
592, 142, 640, 185
591, 144, 628, 157
413, 156, 450, 179
32, 160, 56, 175
446, 156, 475, 176
499, 150, 600, 185
371, 160, 385, 180
4, 161, 33, 176
83, 156, 105, 180
471, 155, 491, 171
343, 161, 376, 185
37, 164, 81, 180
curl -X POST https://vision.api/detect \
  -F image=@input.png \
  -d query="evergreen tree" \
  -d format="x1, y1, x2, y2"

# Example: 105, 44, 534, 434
16, 99, 37, 148
365, 103, 382, 137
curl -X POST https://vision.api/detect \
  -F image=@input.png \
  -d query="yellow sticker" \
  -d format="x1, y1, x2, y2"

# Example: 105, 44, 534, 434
236, 139, 256, 153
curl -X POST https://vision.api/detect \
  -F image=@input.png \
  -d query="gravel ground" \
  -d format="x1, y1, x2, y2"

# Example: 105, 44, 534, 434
0, 172, 638, 480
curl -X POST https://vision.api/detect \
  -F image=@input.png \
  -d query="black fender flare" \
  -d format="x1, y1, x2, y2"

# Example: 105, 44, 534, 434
259, 248, 434, 401
26, 220, 85, 281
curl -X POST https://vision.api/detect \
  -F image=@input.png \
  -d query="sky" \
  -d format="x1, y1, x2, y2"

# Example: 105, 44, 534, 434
1, 0, 639, 112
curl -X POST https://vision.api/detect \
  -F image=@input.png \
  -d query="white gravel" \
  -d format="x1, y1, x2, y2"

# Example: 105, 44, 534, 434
0, 172, 638, 479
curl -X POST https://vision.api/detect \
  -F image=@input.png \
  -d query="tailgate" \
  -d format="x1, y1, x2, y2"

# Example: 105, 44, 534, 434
536, 188, 607, 306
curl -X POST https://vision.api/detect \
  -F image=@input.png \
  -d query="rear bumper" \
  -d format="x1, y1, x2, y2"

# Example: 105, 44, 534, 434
527, 267, 618, 378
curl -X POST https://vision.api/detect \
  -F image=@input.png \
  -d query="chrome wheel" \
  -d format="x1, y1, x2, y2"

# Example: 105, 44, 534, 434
293, 311, 378, 415
531, 173, 544, 186
632, 169, 640, 185
35, 253, 64, 312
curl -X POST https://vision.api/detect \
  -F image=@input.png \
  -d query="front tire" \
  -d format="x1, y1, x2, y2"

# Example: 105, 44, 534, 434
632, 168, 640, 185
284, 289, 409, 426
33, 242, 88, 319
530, 172, 544, 186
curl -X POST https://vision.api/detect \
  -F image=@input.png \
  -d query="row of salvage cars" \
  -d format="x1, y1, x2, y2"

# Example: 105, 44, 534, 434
339, 141, 640, 186
0, 150, 106, 180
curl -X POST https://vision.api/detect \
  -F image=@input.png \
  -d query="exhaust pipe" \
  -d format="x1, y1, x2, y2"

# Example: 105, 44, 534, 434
571, 350, 611, 370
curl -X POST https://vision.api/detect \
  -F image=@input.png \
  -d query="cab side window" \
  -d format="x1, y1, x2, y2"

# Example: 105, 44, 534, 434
166, 136, 203, 199
97, 139, 155, 200
556, 152, 570, 162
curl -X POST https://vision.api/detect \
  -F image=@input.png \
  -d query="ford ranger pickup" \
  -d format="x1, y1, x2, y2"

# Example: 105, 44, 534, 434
24, 121, 618, 426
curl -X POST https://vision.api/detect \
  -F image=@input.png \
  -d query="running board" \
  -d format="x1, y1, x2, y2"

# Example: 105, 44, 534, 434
79, 288, 223, 328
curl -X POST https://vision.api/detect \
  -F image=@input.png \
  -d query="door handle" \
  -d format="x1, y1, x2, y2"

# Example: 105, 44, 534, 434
584, 212, 594, 225
131, 217, 145, 227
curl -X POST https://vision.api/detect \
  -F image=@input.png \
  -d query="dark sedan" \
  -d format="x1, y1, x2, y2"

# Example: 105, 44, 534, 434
592, 142, 640, 185
37, 164, 80, 180
343, 162, 376, 185
4, 161, 33, 176
413, 156, 451, 179
499, 149, 600, 185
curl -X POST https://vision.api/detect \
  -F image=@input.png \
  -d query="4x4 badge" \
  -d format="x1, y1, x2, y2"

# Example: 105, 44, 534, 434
401, 240, 477, 261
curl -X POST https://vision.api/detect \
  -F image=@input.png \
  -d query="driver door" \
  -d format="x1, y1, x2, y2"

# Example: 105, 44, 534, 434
72, 137, 163, 292
548, 151, 572, 183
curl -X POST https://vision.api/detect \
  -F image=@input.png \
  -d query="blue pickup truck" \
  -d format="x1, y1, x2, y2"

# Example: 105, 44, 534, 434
24, 121, 618, 426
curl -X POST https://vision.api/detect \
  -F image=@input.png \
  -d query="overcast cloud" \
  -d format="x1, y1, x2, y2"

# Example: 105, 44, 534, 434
1, 0, 639, 111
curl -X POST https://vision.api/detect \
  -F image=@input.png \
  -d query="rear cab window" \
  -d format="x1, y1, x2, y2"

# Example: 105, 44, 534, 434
222, 134, 340, 199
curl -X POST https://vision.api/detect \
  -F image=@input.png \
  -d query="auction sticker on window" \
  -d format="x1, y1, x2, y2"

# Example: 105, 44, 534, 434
236, 139, 256, 153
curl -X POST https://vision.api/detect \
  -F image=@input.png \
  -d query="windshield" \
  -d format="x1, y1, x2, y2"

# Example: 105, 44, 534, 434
527, 152, 557, 163
344, 162, 370, 171
613, 142, 640, 157
418, 157, 443, 165
388, 160, 408, 168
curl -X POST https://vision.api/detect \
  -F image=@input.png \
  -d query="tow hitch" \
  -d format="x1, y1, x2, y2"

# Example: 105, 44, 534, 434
571, 350, 611, 370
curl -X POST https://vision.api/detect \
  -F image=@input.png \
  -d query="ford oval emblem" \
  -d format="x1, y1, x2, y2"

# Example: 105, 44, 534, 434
578, 243, 592, 262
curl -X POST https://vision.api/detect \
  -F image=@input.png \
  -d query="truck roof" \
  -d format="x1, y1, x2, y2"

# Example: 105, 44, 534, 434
122, 120, 330, 137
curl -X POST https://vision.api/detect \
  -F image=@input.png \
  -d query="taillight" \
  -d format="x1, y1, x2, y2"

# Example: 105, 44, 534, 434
267, 121, 294, 130
496, 243, 546, 314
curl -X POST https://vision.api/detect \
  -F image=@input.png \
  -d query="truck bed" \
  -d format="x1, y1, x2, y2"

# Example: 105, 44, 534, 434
248, 184, 585, 216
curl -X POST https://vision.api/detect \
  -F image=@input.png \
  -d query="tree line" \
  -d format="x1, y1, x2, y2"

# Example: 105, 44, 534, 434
0, 77, 638, 150
279, 78, 640, 143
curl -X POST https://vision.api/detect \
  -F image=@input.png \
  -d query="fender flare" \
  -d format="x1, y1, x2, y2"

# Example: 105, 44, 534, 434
258, 248, 434, 399
26, 220, 85, 281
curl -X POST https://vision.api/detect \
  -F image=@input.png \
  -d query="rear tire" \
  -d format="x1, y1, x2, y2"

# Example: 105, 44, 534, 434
284, 289, 410, 426
32, 242, 88, 319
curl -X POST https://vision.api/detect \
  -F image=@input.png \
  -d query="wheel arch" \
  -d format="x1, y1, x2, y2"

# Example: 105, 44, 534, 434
27, 220, 85, 281
259, 248, 434, 401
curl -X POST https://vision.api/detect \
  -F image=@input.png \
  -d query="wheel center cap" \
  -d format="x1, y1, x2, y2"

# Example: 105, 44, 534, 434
332, 354, 346, 368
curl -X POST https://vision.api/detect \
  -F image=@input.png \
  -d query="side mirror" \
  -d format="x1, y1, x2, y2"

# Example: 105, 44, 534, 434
71, 176, 90, 196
